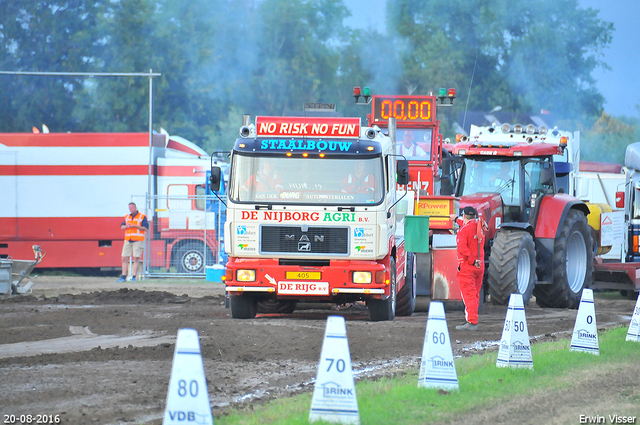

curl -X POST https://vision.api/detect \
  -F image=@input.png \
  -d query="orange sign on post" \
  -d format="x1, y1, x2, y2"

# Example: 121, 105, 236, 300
416, 196, 458, 229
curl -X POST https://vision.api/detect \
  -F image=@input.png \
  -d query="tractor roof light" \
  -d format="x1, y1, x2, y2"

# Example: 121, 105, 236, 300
513, 124, 524, 134
501, 123, 511, 133
525, 124, 536, 135
538, 126, 548, 135
353, 85, 371, 104
362, 86, 371, 103
559, 136, 568, 149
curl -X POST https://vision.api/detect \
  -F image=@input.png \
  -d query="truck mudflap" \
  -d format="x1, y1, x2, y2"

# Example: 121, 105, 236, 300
224, 258, 389, 300
593, 261, 640, 291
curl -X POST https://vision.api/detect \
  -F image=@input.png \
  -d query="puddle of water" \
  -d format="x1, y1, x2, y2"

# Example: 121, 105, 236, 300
41, 304, 103, 309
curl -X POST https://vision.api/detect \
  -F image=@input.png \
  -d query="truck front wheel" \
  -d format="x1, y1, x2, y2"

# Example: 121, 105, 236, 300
396, 253, 416, 316
487, 230, 537, 305
257, 299, 297, 314
230, 295, 258, 319
534, 210, 593, 309
368, 258, 397, 321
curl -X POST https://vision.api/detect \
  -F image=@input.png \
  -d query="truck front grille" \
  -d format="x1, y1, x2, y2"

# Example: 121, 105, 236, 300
261, 226, 348, 255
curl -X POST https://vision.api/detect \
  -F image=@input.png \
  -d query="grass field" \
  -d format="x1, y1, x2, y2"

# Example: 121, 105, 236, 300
216, 326, 640, 425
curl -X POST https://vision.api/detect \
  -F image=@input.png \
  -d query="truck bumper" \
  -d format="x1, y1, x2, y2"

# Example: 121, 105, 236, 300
224, 257, 389, 301
593, 261, 640, 291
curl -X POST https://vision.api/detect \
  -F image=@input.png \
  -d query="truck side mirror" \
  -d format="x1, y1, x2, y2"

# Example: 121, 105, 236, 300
616, 191, 625, 209
396, 159, 409, 186
209, 166, 222, 192
540, 164, 553, 186
440, 158, 454, 195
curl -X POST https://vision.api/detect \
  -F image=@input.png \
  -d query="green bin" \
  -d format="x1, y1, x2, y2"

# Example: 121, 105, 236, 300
404, 215, 430, 253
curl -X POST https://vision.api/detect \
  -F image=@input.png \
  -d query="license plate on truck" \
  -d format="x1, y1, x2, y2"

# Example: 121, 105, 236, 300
277, 281, 329, 295
285, 271, 321, 280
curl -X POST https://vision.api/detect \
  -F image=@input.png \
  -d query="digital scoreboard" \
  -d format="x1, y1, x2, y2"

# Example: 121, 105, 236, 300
370, 95, 436, 126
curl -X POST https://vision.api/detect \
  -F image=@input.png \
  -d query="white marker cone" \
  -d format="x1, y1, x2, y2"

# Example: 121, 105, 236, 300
163, 329, 213, 425
418, 301, 458, 390
309, 316, 359, 425
496, 293, 533, 369
626, 292, 640, 342
570, 288, 600, 355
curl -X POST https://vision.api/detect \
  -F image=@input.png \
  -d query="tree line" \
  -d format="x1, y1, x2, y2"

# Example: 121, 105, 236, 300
0, 0, 636, 162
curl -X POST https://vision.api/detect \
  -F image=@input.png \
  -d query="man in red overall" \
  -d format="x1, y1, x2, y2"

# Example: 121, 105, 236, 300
449, 206, 485, 331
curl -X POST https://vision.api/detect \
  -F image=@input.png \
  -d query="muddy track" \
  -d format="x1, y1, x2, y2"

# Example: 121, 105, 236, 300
0, 277, 636, 424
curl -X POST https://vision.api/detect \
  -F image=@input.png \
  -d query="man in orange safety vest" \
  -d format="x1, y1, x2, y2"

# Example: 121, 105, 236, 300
116, 202, 149, 283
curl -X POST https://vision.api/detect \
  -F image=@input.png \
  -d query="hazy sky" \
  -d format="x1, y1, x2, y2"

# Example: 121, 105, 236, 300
342, 0, 640, 117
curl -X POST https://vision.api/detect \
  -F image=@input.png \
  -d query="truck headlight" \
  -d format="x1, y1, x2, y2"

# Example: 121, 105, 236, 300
236, 269, 256, 282
352, 271, 372, 284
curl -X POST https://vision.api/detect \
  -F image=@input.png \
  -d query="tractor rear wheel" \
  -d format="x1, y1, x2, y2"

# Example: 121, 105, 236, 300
534, 210, 593, 309
488, 230, 537, 305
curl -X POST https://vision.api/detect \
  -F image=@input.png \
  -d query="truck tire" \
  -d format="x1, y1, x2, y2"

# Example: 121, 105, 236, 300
621, 290, 639, 301
396, 253, 416, 316
257, 299, 297, 314
488, 230, 537, 305
415, 251, 432, 296
534, 210, 593, 309
230, 295, 258, 319
368, 258, 397, 321
175, 244, 212, 274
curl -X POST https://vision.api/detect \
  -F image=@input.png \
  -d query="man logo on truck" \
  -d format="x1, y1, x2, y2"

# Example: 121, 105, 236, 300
298, 241, 311, 251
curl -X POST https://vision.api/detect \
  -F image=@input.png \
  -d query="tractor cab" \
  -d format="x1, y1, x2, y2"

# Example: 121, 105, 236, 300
452, 124, 562, 229
456, 156, 555, 224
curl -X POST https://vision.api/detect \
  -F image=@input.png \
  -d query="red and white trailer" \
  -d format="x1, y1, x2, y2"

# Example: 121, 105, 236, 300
0, 132, 218, 273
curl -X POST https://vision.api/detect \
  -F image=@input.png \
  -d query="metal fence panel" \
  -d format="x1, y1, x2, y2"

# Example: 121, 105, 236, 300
133, 194, 226, 278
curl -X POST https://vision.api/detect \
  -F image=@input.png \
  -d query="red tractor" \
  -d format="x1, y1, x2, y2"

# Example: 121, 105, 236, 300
449, 124, 593, 308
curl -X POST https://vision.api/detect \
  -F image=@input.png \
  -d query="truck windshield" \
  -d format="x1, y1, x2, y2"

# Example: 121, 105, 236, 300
458, 158, 521, 206
229, 154, 384, 205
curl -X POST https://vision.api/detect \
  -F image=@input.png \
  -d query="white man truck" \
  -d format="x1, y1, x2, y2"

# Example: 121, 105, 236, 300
210, 115, 416, 320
